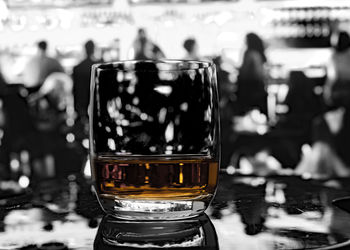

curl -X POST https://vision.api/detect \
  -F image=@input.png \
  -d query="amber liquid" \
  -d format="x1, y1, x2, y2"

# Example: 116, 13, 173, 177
93, 156, 219, 200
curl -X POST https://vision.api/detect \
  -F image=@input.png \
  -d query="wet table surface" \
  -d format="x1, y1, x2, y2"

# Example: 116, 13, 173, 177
1, 173, 350, 250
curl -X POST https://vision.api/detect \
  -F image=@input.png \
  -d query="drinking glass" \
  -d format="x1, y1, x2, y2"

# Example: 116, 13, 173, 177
89, 60, 220, 220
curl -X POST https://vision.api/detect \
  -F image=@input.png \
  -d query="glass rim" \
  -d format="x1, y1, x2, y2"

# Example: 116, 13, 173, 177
92, 59, 214, 72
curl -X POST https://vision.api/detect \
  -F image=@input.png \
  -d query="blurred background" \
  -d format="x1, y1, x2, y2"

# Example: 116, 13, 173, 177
2, 0, 350, 249
1, 0, 350, 182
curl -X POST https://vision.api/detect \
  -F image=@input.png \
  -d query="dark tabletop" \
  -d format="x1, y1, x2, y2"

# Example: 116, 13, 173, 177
1, 173, 350, 250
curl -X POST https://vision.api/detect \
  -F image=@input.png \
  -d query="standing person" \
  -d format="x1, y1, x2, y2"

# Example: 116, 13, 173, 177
22, 40, 64, 90
183, 38, 199, 60
130, 28, 165, 60
324, 31, 350, 108
236, 33, 268, 114
72, 40, 99, 122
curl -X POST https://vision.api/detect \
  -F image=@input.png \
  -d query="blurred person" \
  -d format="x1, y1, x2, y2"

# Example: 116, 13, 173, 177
284, 71, 321, 117
213, 55, 236, 167
22, 40, 64, 90
130, 28, 165, 60
270, 71, 321, 168
236, 33, 268, 114
0, 74, 14, 180
72, 40, 98, 122
183, 38, 199, 60
295, 31, 350, 179
27, 72, 81, 179
324, 31, 350, 108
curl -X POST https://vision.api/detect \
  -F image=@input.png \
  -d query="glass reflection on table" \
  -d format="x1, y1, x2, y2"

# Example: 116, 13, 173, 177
210, 173, 350, 250
94, 213, 218, 250
2, 173, 350, 249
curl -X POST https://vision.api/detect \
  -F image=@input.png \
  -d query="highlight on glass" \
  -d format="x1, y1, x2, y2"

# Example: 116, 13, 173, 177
89, 60, 220, 220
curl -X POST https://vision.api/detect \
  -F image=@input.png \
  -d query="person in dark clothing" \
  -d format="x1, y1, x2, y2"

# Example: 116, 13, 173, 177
267, 71, 322, 168
72, 40, 98, 121
236, 33, 268, 114
277, 71, 321, 135
131, 28, 165, 60
183, 38, 200, 60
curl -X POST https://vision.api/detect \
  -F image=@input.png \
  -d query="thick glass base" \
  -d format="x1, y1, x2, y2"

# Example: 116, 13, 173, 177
96, 194, 213, 220
94, 213, 219, 249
